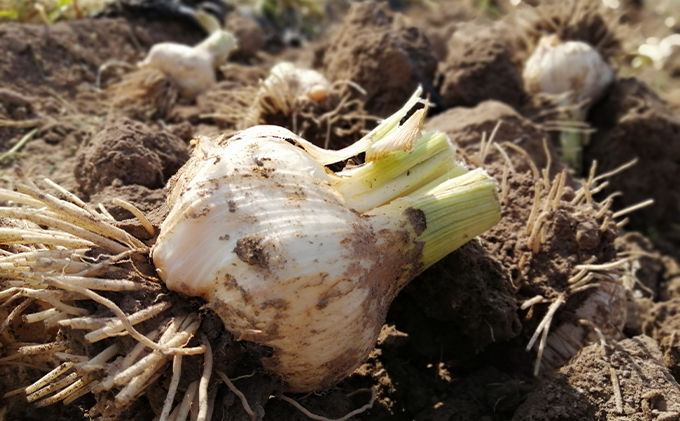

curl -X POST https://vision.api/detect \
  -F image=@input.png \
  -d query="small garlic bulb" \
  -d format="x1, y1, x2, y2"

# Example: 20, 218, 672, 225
263, 62, 332, 103
523, 35, 614, 107
523, 35, 614, 170
140, 30, 238, 97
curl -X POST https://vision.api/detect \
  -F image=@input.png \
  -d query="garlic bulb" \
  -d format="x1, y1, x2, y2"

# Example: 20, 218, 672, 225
637, 34, 680, 70
152, 89, 501, 392
523, 35, 613, 106
140, 29, 237, 97
262, 62, 332, 103
523, 35, 614, 170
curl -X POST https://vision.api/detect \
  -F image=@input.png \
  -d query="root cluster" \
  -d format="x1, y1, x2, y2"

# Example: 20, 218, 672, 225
0, 177, 377, 420
0, 178, 203, 417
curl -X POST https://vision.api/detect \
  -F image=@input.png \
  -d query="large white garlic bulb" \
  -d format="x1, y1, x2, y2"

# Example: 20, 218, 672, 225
152, 92, 501, 392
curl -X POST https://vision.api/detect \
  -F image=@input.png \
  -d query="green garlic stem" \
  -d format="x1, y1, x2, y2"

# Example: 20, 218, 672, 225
381, 169, 500, 269
335, 132, 466, 212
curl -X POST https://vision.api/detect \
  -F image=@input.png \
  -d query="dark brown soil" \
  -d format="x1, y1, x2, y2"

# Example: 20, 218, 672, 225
319, 1, 438, 118
74, 118, 189, 197
389, 240, 522, 363
513, 335, 680, 420
2, 1, 680, 420
436, 22, 527, 110
586, 77, 680, 245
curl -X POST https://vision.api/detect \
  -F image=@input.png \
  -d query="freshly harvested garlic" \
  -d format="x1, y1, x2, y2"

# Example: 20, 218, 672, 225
263, 61, 332, 103
152, 89, 501, 392
523, 34, 614, 170
140, 30, 237, 97
523, 34, 614, 105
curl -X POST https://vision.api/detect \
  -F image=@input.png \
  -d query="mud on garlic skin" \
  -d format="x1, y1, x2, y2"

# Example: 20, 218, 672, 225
152, 128, 426, 392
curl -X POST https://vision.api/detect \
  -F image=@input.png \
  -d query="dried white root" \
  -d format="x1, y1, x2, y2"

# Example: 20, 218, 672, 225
80, 301, 172, 342
216, 371, 257, 420
279, 388, 376, 421
0, 179, 195, 412
520, 159, 650, 375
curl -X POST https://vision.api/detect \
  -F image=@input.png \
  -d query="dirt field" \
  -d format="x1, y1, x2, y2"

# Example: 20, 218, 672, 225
2, 0, 680, 420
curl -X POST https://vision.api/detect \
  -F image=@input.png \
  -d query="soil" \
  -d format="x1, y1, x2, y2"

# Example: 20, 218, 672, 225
2, 1, 680, 421
586, 77, 680, 243
319, 1, 439, 118
425, 99, 565, 175
74, 118, 189, 197
436, 21, 527, 111
513, 335, 680, 420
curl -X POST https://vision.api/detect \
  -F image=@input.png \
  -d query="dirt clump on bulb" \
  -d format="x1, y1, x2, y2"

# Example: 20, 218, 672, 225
74, 118, 189, 197
320, 1, 438, 118
586, 78, 680, 242
513, 335, 680, 420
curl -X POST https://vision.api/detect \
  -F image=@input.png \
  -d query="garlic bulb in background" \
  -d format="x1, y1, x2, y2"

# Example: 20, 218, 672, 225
523, 34, 614, 170
637, 34, 680, 70
262, 61, 332, 103
139, 29, 238, 97
152, 89, 501, 392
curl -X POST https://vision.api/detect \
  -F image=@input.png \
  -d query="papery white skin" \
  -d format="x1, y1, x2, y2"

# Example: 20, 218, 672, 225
523, 35, 614, 110
523, 35, 614, 169
152, 126, 424, 392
